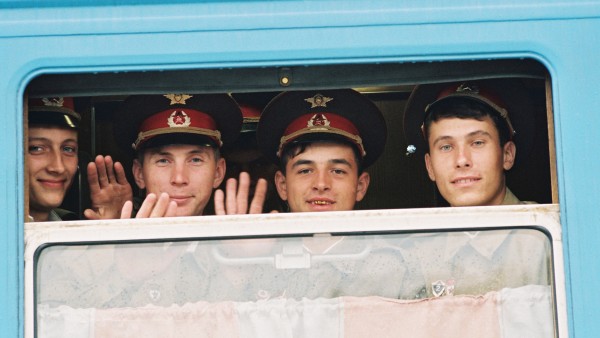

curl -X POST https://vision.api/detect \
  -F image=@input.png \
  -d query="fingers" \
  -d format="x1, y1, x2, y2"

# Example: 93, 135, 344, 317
235, 172, 251, 213
248, 178, 268, 214
86, 161, 100, 193
136, 193, 178, 218
83, 208, 100, 220
103, 155, 116, 184
120, 201, 134, 219
164, 200, 178, 217
222, 172, 253, 214
94, 155, 110, 187
213, 189, 226, 215
224, 178, 238, 214
113, 161, 128, 185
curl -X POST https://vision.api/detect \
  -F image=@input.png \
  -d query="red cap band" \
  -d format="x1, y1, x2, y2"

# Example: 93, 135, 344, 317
278, 112, 365, 157
134, 108, 222, 150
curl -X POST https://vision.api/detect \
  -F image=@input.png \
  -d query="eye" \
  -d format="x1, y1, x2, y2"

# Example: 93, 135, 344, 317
472, 140, 486, 147
154, 158, 170, 166
62, 145, 78, 154
297, 168, 312, 175
189, 156, 205, 165
332, 169, 347, 175
28, 145, 45, 154
439, 144, 452, 152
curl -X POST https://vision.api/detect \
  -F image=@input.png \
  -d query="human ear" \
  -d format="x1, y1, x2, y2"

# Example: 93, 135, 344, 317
502, 141, 516, 171
274, 171, 288, 201
212, 157, 226, 188
355, 172, 371, 202
424, 153, 436, 181
132, 159, 146, 189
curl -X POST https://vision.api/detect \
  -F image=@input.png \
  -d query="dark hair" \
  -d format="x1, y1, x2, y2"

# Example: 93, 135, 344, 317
278, 139, 364, 175
423, 98, 512, 151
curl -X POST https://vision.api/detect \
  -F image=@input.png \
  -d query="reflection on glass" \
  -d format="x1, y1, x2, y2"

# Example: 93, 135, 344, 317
36, 229, 553, 337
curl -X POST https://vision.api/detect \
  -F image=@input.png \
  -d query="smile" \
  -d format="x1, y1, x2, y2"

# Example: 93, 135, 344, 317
310, 200, 333, 205
452, 177, 481, 185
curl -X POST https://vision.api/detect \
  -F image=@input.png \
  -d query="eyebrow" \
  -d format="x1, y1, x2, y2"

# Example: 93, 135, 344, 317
432, 130, 492, 147
329, 158, 353, 167
291, 158, 353, 168
28, 137, 78, 144
291, 159, 315, 168
151, 147, 211, 157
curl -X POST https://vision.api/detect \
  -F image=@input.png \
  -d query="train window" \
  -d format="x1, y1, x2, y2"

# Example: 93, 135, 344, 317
24, 58, 565, 337
25, 58, 555, 217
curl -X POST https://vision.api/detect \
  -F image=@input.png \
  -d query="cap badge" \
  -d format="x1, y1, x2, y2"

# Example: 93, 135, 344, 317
304, 94, 333, 108
307, 113, 331, 128
167, 110, 191, 128
41, 97, 65, 107
455, 83, 479, 95
164, 94, 193, 105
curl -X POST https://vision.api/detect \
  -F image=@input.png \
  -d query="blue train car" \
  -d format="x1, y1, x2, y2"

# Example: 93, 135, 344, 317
2, 0, 600, 336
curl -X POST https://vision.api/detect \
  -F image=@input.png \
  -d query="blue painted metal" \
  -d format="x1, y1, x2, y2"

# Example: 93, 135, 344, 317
2, 0, 600, 336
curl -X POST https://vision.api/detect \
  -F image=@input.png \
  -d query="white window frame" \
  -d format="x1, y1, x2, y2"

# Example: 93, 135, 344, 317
24, 203, 567, 337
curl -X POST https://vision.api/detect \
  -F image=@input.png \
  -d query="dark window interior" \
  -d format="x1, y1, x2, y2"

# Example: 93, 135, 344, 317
26, 59, 552, 217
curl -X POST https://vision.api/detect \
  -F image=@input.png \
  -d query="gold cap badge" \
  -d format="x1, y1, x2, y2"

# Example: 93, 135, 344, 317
304, 94, 333, 108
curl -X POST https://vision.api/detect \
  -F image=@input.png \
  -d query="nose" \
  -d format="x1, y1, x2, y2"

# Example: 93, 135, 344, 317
455, 145, 472, 168
170, 161, 189, 186
312, 170, 331, 192
46, 149, 66, 174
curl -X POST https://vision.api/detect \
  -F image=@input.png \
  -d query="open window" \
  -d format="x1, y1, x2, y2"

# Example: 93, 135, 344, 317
25, 58, 555, 216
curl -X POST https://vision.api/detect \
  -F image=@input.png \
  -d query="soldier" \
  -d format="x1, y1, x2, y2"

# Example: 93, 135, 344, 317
27, 97, 130, 221
403, 79, 536, 206
200, 89, 407, 302
112, 93, 268, 218
257, 89, 387, 213
402, 80, 549, 298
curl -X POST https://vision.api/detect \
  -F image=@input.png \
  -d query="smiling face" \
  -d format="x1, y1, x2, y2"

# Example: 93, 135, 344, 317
424, 117, 516, 207
28, 126, 79, 221
274, 142, 370, 212
133, 144, 225, 217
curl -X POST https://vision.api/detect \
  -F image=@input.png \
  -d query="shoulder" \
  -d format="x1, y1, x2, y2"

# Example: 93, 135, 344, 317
51, 208, 78, 221
502, 188, 537, 205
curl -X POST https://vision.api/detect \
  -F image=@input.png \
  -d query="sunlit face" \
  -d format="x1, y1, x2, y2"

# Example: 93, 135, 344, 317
28, 127, 78, 220
133, 144, 225, 217
275, 143, 370, 213
424, 117, 516, 207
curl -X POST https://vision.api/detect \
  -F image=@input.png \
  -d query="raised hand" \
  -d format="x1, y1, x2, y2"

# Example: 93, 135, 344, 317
214, 172, 270, 215
84, 155, 133, 220
121, 193, 178, 218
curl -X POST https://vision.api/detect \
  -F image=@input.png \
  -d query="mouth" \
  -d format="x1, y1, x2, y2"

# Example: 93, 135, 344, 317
308, 199, 335, 206
38, 179, 66, 188
452, 177, 480, 185
170, 196, 192, 204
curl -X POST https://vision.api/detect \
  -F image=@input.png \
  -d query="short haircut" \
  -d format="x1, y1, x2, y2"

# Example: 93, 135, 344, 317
278, 139, 364, 175
423, 98, 512, 151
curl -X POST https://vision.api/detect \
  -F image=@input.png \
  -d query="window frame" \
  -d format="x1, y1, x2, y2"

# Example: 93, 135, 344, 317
25, 204, 567, 337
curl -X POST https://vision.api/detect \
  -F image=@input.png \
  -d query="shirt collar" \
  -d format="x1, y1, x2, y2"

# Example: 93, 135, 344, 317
443, 188, 521, 261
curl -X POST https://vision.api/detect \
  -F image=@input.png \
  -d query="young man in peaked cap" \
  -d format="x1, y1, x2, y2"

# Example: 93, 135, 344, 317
257, 89, 387, 213
401, 80, 549, 299
404, 79, 536, 207
28, 97, 131, 221
27, 97, 81, 222
114, 93, 267, 218
220, 89, 414, 301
